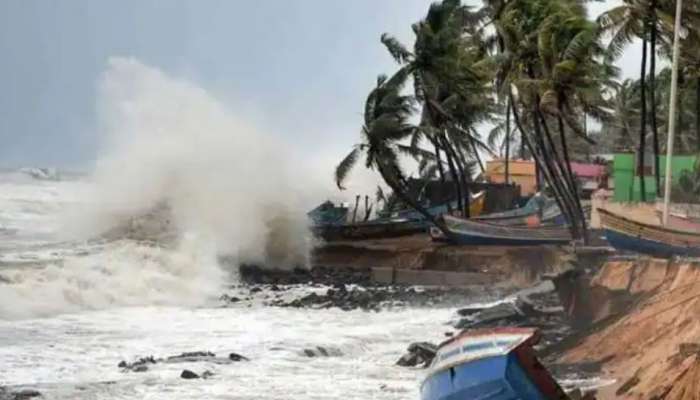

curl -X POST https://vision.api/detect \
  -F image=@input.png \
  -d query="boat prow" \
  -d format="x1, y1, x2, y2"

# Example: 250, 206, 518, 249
421, 327, 567, 400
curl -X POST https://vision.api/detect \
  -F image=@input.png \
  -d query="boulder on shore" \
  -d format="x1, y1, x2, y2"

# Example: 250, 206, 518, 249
396, 342, 437, 368
180, 370, 199, 379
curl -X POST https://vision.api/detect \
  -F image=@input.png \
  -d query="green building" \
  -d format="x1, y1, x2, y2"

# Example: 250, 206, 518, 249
613, 153, 698, 202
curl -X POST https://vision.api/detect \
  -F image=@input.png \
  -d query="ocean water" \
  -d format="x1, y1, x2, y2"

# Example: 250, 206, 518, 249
0, 171, 460, 399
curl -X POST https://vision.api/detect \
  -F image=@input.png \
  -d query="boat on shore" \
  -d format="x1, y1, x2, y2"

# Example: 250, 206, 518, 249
393, 191, 485, 220
421, 327, 567, 400
599, 208, 700, 258
313, 193, 486, 241
431, 214, 571, 246
311, 218, 427, 241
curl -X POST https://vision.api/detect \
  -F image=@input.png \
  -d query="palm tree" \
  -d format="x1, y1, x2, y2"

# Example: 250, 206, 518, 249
490, 0, 602, 241
380, 0, 496, 217
600, 0, 658, 199
535, 10, 613, 241
335, 72, 447, 232
608, 79, 642, 151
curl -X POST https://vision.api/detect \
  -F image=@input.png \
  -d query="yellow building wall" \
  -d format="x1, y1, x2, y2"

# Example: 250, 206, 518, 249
486, 160, 537, 196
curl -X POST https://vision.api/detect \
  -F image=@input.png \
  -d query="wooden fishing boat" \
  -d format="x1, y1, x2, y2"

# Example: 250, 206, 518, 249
312, 218, 427, 241
394, 191, 486, 220
307, 201, 348, 225
431, 214, 571, 246
421, 327, 567, 400
599, 208, 700, 258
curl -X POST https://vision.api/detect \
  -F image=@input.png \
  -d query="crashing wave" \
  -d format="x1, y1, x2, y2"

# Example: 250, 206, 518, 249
99, 201, 178, 244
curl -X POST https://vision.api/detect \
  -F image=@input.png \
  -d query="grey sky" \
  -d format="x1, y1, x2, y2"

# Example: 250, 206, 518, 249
0, 1, 640, 168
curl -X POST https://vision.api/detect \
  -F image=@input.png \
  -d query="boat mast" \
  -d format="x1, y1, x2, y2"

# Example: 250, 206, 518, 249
662, 0, 684, 226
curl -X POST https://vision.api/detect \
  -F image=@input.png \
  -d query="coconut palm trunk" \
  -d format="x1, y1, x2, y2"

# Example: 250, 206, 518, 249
557, 113, 589, 243
509, 91, 579, 240
535, 107, 582, 239
452, 142, 473, 217
696, 77, 700, 152
638, 37, 648, 202
649, 4, 661, 197
430, 139, 452, 213
505, 100, 511, 184
376, 163, 450, 236
440, 135, 464, 214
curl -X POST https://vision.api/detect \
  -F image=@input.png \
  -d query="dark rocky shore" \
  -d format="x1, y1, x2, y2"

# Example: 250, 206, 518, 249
0, 388, 41, 400
231, 264, 506, 311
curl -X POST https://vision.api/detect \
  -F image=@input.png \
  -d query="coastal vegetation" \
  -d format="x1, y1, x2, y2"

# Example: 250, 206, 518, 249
336, 0, 700, 242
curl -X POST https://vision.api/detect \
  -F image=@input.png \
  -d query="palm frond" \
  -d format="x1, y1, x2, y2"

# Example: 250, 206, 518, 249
335, 146, 361, 190
381, 33, 413, 64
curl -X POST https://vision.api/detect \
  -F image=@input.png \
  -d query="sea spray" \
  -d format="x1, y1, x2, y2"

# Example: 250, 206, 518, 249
79, 57, 316, 268
0, 58, 328, 319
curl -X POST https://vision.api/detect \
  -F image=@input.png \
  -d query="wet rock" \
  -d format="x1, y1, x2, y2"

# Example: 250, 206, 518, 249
118, 356, 156, 372
165, 351, 216, 363
238, 264, 371, 286
396, 342, 436, 368
9, 390, 41, 400
202, 370, 214, 379
220, 294, 241, 303
180, 369, 199, 379
228, 352, 249, 362
453, 297, 536, 330
249, 287, 262, 294
0, 388, 42, 400
301, 346, 343, 357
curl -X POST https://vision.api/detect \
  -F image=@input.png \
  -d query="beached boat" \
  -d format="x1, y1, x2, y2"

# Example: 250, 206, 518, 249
307, 201, 348, 225
421, 327, 568, 400
312, 218, 427, 241
314, 192, 490, 241
472, 195, 581, 227
599, 208, 700, 257
431, 214, 571, 246
393, 191, 486, 220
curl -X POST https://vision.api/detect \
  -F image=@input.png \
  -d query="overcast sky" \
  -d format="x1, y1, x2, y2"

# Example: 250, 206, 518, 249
0, 0, 640, 168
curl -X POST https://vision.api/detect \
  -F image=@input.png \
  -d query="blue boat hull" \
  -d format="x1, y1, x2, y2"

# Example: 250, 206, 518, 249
605, 229, 700, 258
421, 353, 547, 400
448, 232, 569, 246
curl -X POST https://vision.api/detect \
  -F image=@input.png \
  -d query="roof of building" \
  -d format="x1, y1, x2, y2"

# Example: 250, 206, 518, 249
570, 162, 606, 178
486, 159, 606, 179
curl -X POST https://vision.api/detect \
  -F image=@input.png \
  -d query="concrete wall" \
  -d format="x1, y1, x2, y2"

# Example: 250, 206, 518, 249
371, 267, 494, 287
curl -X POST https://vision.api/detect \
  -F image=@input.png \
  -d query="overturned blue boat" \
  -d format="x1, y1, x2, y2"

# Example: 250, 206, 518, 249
421, 328, 568, 400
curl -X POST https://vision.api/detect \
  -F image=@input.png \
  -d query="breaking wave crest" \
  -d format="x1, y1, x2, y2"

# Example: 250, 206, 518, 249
0, 57, 323, 319
0, 236, 224, 319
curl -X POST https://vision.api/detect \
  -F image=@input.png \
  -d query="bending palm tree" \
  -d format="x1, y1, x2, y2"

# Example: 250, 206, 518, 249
334, 73, 448, 233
